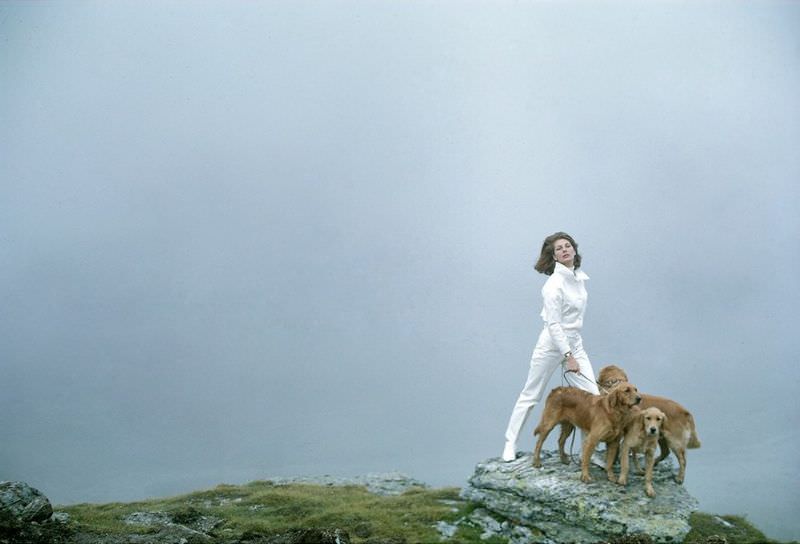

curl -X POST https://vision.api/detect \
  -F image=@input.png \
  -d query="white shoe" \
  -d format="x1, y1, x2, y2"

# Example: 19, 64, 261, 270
502, 442, 517, 462
590, 450, 606, 469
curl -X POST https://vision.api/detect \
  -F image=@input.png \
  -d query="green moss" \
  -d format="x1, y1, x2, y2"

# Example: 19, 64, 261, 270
684, 512, 775, 543
60, 483, 470, 542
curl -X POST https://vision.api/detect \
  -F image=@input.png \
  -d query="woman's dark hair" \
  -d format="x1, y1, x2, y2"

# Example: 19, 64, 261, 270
534, 232, 581, 275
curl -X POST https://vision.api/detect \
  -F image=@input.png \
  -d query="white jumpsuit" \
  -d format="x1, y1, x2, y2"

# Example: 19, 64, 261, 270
502, 262, 600, 460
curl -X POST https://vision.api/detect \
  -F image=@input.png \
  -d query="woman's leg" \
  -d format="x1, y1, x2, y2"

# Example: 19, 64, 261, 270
562, 335, 603, 463
502, 334, 562, 461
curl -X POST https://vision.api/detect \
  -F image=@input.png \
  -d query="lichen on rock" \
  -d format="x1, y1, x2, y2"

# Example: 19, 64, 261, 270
460, 450, 699, 543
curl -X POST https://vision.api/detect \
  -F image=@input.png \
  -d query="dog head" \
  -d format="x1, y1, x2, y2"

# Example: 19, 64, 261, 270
608, 381, 641, 409
597, 365, 629, 395
641, 407, 666, 437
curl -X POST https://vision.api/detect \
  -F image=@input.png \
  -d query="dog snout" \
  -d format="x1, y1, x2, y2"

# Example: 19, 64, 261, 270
634, 395, 642, 404
648, 426, 658, 435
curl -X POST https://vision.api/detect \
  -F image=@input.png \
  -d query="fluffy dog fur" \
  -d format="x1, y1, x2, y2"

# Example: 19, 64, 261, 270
532, 383, 642, 483
597, 365, 701, 484
618, 406, 666, 497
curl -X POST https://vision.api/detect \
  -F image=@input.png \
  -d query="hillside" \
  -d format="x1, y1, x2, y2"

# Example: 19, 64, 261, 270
1, 471, 791, 543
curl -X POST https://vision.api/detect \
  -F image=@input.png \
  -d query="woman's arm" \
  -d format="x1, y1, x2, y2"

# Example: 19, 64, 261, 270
542, 283, 580, 372
542, 283, 570, 354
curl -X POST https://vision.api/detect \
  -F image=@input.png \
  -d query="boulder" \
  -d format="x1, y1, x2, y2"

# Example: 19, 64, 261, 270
461, 451, 699, 543
0, 481, 53, 524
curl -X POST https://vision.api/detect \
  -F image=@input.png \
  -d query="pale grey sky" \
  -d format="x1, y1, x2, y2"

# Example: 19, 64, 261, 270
1, 1, 799, 540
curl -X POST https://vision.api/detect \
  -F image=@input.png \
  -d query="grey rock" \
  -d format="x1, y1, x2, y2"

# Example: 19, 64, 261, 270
0, 480, 54, 523
434, 520, 458, 540
122, 509, 221, 541
264, 472, 426, 496
463, 508, 548, 544
461, 450, 699, 543
711, 515, 734, 528
123, 511, 173, 526
52, 511, 72, 523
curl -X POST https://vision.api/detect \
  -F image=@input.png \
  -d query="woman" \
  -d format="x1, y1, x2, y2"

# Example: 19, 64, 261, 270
502, 232, 600, 462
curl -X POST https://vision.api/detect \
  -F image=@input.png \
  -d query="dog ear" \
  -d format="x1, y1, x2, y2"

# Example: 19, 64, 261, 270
609, 388, 620, 408
660, 413, 668, 425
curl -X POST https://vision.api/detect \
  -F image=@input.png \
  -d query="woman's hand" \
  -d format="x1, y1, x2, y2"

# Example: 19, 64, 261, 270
565, 354, 579, 373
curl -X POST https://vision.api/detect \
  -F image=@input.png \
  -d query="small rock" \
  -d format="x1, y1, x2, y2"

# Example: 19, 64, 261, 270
51, 511, 71, 523
711, 515, 734, 528
124, 511, 173, 526
434, 520, 458, 540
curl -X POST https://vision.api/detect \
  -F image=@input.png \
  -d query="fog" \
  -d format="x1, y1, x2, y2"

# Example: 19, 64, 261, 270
1, 1, 798, 540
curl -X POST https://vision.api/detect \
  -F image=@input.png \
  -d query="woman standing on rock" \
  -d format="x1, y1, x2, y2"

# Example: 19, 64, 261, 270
502, 232, 600, 462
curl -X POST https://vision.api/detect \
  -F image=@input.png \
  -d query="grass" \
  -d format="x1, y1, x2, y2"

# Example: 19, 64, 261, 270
61, 482, 471, 542
684, 512, 795, 544
58, 481, 796, 543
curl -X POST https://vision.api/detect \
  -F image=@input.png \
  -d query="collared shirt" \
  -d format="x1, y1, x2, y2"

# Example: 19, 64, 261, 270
539, 262, 590, 356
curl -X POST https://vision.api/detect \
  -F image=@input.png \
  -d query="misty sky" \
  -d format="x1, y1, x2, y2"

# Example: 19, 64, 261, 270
1, 1, 799, 541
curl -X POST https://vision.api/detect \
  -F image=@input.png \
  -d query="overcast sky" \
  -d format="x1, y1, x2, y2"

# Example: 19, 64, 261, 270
1, 1, 799, 541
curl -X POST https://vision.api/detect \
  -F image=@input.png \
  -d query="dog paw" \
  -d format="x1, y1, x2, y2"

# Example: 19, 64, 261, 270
617, 477, 627, 486
606, 474, 617, 483
580, 474, 593, 483
646, 485, 655, 497
559, 455, 570, 465
532, 460, 542, 468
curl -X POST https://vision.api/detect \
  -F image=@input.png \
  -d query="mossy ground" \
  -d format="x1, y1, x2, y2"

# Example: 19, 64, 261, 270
58, 481, 796, 543
61, 482, 472, 542
683, 512, 796, 544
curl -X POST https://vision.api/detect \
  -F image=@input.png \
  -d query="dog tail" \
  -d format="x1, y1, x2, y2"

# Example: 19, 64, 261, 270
687, 413, 701, 449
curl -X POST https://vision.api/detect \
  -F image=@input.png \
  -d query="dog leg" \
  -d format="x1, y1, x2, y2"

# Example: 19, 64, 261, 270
532, 421, 556, 468
644, 448, 656, 497
631, 448, 643, 474
674, 447, 687, 484
654, 437, 670, 465
557, 423, 574, 464
580, 434, 599, 483
604, 440, 619, 483
617, 442, 631, 486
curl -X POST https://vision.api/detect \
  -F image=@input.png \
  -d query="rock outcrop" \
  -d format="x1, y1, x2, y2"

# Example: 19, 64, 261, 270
0, 482, 53, 524
0, 481, 70, 543
461, 450, 699, 543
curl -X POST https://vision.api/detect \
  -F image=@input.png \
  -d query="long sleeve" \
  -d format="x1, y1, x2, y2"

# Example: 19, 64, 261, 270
541, 282, 571, 356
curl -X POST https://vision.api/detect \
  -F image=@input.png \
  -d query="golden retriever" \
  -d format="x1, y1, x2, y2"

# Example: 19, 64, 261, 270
532, 383, 642, 483
618, 406, 666, 497
597, 365, 701, 484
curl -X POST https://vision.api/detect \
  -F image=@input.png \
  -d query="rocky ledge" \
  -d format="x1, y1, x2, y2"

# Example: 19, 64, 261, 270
461, 450, 699, 543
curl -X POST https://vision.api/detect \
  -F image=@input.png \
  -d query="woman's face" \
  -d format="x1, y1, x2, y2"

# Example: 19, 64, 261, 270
553, 238, 575, 267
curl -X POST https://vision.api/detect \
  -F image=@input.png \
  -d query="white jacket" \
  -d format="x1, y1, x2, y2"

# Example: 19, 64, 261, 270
539, 262, 590, 356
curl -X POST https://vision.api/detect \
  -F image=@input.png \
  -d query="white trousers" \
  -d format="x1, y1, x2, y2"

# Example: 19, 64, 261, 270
504, 328, 600, 447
